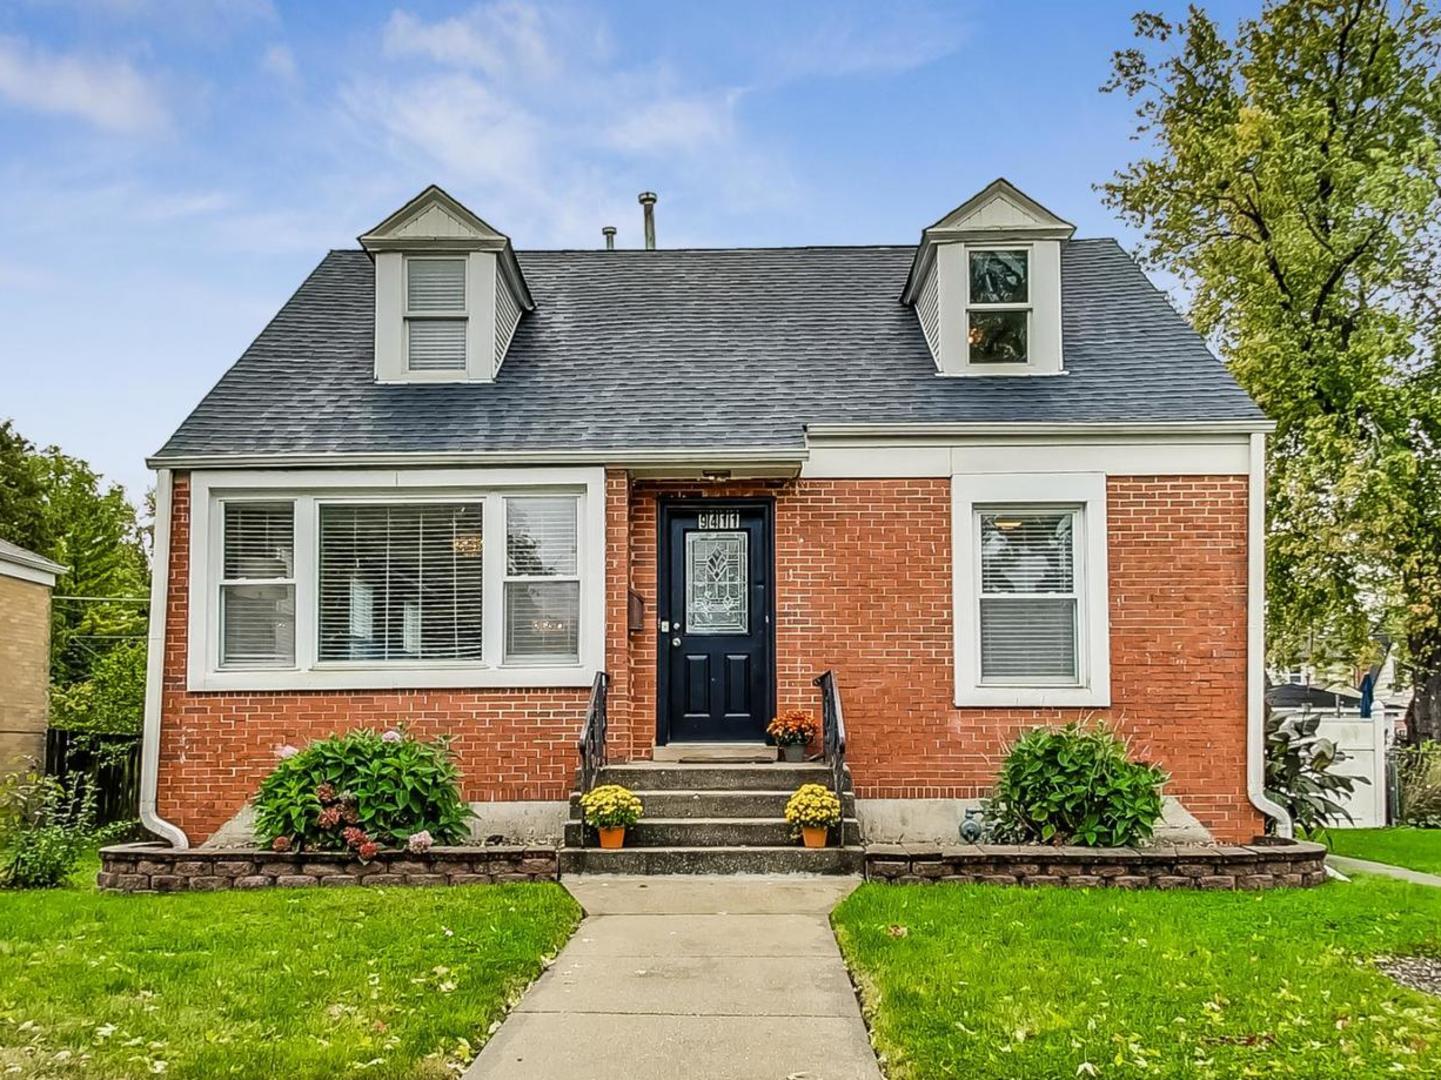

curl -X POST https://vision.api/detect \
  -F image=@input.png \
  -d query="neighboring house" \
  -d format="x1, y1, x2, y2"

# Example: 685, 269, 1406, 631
143, 179, 1282, 854
0, 539, 65, 775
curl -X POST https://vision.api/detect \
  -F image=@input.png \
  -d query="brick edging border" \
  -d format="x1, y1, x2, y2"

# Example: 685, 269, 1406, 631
863, 839, 1328, 889
97, 842, 558, 892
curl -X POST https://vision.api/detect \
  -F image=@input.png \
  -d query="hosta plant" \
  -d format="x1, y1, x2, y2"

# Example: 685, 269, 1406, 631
254, 728, 470, 853
983, 721, 1167, 847
579, 785, 644, 829
785, 783, 842, 829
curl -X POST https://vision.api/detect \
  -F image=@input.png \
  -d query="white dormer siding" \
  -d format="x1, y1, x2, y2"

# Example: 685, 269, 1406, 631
903, 179, 1073, 377
360, 186, 533, 385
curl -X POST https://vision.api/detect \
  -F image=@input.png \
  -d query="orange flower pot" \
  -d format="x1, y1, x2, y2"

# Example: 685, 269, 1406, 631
598, 826, 626, 849
801, 826, 828, 849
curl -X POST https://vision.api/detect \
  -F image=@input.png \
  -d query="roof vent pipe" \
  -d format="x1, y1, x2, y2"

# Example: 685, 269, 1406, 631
638, 192, 657, 250
602, 225, 616, 250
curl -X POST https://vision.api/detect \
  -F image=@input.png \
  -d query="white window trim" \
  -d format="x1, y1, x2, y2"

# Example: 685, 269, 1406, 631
188, 467, 606, 692
374, 251, 496, 384
964, 244, 1032, 367
952, 471, 1110, 707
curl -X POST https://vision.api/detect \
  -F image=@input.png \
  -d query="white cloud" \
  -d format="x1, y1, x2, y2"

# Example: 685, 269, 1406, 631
605, 92, 741, 154
260, 43, 298, 85
765, 6, 966, 82
0, 35, 170, 134
382, 3, 568, 82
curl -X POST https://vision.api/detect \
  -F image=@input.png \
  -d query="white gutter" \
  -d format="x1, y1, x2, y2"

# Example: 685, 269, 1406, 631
1247, 432, 1292, 838
139, 468, 189, 849
807, 420, 1276, 437
146, 445, 810, 471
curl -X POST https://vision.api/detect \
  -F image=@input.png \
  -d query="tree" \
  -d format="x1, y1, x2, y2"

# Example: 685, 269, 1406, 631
1102, 0, 1441, 739
0, 419, 150, 687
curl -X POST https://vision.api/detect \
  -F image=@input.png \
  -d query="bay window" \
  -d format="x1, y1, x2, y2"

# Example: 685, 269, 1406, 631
191, 467, 605, 691
952, 473, 1110, 707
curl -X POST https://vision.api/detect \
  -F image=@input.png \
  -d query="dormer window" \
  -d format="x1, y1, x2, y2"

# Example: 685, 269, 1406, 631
405, 257, 467, 372
360, 185, 535, 385
903, 179, 1072, 377
967, 248, 1030, 364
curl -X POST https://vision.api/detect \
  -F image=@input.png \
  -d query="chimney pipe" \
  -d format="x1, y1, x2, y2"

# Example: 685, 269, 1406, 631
601, 225, 616, 251
638, 191, 657, 250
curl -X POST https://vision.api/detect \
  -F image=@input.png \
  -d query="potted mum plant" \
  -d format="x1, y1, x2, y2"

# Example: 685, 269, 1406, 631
785, 782, 841, 849
580, 784, 644, 849
767, 709, 818, 762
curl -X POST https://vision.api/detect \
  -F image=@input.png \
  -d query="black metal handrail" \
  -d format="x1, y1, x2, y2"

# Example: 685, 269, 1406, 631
577, 671, 609, 798
813, 669, 848, 809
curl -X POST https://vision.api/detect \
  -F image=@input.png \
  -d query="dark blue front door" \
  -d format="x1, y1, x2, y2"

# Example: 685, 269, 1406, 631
659, 502, 774, 743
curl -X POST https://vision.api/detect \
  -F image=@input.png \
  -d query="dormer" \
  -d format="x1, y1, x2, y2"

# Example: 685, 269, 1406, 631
360, 186, 534, 384
902, 179, 1074, 377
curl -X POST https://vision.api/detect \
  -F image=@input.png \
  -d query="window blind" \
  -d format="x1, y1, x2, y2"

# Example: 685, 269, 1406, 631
407, 258, 466, 312
220, 502, 295, 667
318, 503, 485, 662
407, 320, 467, 371
504, 496, 580, 662
978, 511, 1078, 682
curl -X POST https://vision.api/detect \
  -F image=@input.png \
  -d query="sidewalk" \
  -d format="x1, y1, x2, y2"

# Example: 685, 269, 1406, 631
1328, 854, 1441, 887
465, 875, 884, 1080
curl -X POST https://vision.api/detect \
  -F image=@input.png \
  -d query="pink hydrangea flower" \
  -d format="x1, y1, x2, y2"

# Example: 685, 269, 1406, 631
407, 830, 434, 854
317, 805, 342, 829
276, 745, 299, 760
358, 841, 381, 861
381, 730, 403, 744
271, 835, 292, 852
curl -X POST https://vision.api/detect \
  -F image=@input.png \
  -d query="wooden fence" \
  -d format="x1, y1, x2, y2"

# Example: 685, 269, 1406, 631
44, 729, 141, 826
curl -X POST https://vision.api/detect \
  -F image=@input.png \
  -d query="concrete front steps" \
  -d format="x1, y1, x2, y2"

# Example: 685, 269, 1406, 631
560, 759, 863, 876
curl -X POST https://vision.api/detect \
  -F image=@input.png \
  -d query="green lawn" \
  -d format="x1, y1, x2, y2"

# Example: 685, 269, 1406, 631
0, 854, 579, 1079
834, 877, 1441, 1079
1323, 827, 1441, 876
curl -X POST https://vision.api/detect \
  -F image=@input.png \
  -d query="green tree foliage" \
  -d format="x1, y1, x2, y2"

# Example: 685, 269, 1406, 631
0, 419, 150, 688
49, 639, 147, 735
1102, 1, 1441, 738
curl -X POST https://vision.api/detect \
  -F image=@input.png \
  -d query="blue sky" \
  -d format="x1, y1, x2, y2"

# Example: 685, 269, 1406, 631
0, 0, 1251, 501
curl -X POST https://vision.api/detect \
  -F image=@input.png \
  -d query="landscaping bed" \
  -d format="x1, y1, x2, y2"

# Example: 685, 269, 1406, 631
864, 839, 1327, 889
0, 853, 579, 1078
1324, 827, 1441, 876
98, 842, 558, 892
833, 875, 1441, 1079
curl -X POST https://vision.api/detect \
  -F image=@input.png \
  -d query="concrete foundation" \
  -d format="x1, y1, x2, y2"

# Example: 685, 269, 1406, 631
855, 795, 1214, 845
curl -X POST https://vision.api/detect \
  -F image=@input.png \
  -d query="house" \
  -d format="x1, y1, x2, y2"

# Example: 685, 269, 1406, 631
0, 539, 65, 775
140, 179, 1285, 862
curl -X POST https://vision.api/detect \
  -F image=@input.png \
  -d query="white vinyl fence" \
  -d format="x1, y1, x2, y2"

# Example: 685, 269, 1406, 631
1272, 704, 1392, 828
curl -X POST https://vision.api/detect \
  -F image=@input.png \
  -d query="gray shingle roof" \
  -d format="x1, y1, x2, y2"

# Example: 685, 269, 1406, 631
154, 239, 1265, 461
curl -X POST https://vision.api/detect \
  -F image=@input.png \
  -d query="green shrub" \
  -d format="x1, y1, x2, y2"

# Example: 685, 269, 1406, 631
49, 639, 146, 734
1397, 741, 1441, 827
253, 728, 471, 854
983, 721, 1167, 847
0, 769, 96, 889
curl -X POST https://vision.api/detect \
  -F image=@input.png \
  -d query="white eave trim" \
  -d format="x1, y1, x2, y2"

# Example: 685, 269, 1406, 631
147, 446, 810, 471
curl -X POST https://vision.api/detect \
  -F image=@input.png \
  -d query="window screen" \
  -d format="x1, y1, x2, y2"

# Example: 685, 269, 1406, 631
318, 503, 485, 662
977, 510, 1078, 683
220, 502, 295, 667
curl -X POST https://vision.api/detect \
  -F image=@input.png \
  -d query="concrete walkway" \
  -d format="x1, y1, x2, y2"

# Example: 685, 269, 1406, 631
1329, 854, 1441, 887
465, 875, 883, 1080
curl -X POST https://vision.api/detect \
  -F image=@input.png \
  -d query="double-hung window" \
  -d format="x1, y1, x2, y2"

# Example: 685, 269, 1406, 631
966, 248, 1029, 364
977, 509, 1079, 683
952, 473, 1110, 707
218, 502, 296, 667
194, 468, 605, 691
405, 257, 467, 372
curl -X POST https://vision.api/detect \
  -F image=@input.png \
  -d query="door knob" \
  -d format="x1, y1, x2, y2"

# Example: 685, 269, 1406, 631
671, 636, 682, 647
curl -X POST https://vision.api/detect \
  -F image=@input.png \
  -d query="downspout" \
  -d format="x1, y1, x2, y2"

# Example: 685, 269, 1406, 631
139, 467, 190, 849
1247, 433, 1292, 838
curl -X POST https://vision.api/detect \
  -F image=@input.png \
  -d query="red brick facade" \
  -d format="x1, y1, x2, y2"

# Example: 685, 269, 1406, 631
157, 469, 1260, 843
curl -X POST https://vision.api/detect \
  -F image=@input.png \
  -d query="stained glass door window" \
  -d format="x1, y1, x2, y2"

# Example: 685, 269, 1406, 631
685, 531, 748, 634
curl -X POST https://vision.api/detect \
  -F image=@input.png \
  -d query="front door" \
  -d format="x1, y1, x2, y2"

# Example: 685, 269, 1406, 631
658, 501, 774, 743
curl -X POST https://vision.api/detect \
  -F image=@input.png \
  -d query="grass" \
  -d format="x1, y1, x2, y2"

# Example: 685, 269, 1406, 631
833, 876, 1441, 1079
1322, 827, 1441, 876
0, 852, 580, 1079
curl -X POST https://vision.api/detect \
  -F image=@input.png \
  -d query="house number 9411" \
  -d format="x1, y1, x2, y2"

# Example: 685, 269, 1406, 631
697, 511, 740, 530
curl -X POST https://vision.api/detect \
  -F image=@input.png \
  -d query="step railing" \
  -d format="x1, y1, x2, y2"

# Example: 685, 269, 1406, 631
812, 669, 848, 810
577, 671, 610, 796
